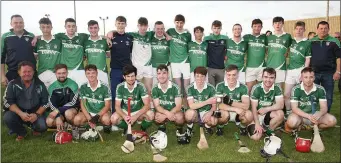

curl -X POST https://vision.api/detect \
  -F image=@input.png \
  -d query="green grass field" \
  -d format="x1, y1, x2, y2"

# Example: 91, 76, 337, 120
1, 83, 340, 162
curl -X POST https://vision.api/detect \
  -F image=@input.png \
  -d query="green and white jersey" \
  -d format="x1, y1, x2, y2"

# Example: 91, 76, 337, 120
128, 31, 153, 66
266, 33, 292, 70
188, 40, 208, 72
84, 37, 110, 72
167, 28, 192, 63
216, 81, 249, 102
79, 80, 111, 114
243, 34, 267, 68
225, 38, 248, 71
291, 83, 326, 113
186, 82, 216, 112
287, 38, 311, 70
55, 33, 89, 70
151, 35, 170, 68
115, 81, 148, 112
250, 82, 283, 110
34, 36, 62, 75
152, 81, 182, 111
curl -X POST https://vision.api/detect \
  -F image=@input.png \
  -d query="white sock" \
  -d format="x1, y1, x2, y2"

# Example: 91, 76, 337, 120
187, 123, 193, 129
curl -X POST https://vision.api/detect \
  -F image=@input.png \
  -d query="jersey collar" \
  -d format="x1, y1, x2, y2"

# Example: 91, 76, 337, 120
64, 32, 79, 39
88, 36, 102, 42
194, 82, 208, 93
87, 80, 101, 92
124, 81, 138, 93
195, 40, 203, 45
175, 28, 189, 34
224, 80, 240, 91
232, 37, 244, 44
158, 80, 172, 93
300, 82, 317, 95
272, 31, 286, 37
293, 37, 307, 43
261, 82, 274, 94
154, 34, 165, 40
41, 35, 55, 43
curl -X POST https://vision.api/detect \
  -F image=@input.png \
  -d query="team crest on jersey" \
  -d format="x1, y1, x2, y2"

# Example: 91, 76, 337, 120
99, 94, 103, 98
300, 47, 303, 50
101, 44, 104, 48
326, 42, 330, 46
76, 39, 79, 43
283, 40, 286, 44
25, 37, 29, 42
169, 96, 173, 100
36, 87, 41, 94
46, 45, 50, 50
262, 40, 264, 43
126, 41, 130, 46
68, 40, 73, 44
221, 40, 224, 45
54, 45, 57, 49
93, 44, 97, 48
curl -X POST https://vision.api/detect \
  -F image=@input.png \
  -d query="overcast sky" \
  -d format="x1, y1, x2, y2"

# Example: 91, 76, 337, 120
1, 1, 340, 37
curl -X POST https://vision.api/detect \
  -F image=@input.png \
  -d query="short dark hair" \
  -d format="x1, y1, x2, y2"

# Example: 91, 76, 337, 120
262, 67, 276, 77
308, 32, 316, 37
301, 67, 314, 74
266, 30, 272, 35
116, 16, 126, 23
138, 17, 148, 26
194, 66, 207, 76
65, 18, 76, 25
39, 17, 52, 25
212, 20, 222, 27
85, 64, 98, 72
155, 21, 163, 25
11, 14, 22, 21
273, 16, 284, 24
251, 19, 263, 27
194, 26, 204, 33
317, 21, 329, 29
123, 65, 137, 76
88, 20, 98, 27
225, 64, 238, 72
156, 64, 168, 72
233, 23, 242, 30
18, 61, 35, 71
295, 21, 305, 28
54, 64, 68, 72
174, 14, 185, 22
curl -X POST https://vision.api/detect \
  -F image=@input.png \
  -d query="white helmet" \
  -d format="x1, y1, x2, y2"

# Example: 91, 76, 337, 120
81, 128, 99, 141
262, 135, 282, 155
150, 131, 167, 150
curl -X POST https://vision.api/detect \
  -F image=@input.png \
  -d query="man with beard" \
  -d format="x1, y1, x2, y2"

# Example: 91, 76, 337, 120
46, 64, 79, 131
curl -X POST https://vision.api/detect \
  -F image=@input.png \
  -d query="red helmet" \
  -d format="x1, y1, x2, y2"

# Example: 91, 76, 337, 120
295, 137, 311, 153
54, 131, 73, 144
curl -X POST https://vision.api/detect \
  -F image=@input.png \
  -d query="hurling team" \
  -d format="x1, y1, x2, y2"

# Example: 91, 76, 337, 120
2, 14, 340, 144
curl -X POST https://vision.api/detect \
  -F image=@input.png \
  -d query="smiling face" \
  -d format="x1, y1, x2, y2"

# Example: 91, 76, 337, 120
11, 16, 24, 33
232, 25, 242, 37
225, 69, 238, 86
124, 72, 136, 86
252, 23, 262, 35
55, 68, 68, 83
262, 71, 276, 89
157, 69, 169, 84
174, 21, 185, 31
18, 65, 34, 82
85, 69, 98, 83
115, 21, 127, 33
88, 24, 99, 37
301, 71, 315, 88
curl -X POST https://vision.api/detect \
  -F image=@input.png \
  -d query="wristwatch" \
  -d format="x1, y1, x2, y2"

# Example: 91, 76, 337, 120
337, 71, 341, 75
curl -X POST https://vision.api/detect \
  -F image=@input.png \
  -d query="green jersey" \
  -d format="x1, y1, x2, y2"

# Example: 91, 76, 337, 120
186, 82, 216, 112
128, 31, 154, 66
250, 82, 283, 110
291, 83, 326, 113
216, 81, 249, 102
55, 33, 89, 70
243, 34, 267, 68
84, 37, 110, 72
151, 35, 170, 68
151, 81, 182, 111
225, 38, 248, 71
34, 36, 62, 75
167, 28, 192, 63
287, 38, 311, 70
266, 33, 292, 70
188, 41, 208, 72
79, 80, 111, 114
115, 81, 148, 112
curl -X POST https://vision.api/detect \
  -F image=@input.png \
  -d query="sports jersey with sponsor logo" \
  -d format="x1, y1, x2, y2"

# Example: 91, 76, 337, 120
266, 33, 292, 70
115, 81, 148, 112
151, 35, 170, 68
34, 36, 62, 75
167, 28, 192, 63
128, 31, 153, 66
250, 82, 283, 110
287, 38, 311, 70
216, 81, 248, 102
243, 34, 267, 68
55, 33, 88, 70
188, 40, 208, 72
84, 37, 110, 72
151, 81, 182, 111
186, 82, 216, 112
225, 38, 248, 71
291, 83, 326, 113
79, 80, 111, 114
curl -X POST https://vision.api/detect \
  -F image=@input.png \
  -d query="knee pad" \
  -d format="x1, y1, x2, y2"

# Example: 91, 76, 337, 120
264, 112, 271, 126
247, 124, 256, 136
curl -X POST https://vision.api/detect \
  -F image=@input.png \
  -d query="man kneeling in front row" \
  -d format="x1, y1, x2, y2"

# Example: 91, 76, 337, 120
285, 67, 336, 133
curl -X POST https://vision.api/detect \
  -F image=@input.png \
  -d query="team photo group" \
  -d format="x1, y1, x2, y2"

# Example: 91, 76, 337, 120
1, 12, 340, 161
